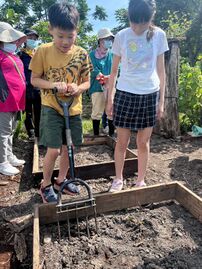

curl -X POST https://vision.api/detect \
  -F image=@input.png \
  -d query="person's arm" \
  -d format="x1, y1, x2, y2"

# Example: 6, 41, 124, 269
106, 55, 121, 118
31, 72, 68, 93
156, 53, 166, 119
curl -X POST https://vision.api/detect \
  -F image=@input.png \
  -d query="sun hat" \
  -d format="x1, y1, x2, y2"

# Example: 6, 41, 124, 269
24, 28, 39, 38
97, 28, 114, 40
0, 22, 26, 43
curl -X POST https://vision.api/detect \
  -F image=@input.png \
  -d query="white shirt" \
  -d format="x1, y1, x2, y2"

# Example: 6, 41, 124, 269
112, 27, 169, 94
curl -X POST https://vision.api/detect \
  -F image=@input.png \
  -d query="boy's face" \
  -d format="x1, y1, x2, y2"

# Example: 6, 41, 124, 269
49, 26, 77, 53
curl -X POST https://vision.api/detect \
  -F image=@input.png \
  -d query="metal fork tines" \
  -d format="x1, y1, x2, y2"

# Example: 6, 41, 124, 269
56, 197, 97, 240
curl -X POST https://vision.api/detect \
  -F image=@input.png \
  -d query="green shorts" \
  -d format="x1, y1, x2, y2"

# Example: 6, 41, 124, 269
39, 106, 83, 148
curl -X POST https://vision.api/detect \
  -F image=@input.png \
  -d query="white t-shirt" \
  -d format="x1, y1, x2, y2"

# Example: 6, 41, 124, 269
112, 27, 169, 94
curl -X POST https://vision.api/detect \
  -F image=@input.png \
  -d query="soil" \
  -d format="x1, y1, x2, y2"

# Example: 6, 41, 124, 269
0, 134, 202, 268
39, 145, 114, 170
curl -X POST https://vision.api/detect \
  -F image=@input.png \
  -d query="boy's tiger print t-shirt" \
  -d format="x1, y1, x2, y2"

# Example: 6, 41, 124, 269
29, 42, 91, 116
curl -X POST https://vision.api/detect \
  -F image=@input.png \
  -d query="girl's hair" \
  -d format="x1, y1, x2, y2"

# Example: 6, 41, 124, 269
128, 0, 156, 41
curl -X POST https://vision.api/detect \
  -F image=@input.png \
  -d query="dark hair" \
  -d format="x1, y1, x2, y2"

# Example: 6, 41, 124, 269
128, 0, 156, 41
128, 0, 156, 24
48, 1, 79, 30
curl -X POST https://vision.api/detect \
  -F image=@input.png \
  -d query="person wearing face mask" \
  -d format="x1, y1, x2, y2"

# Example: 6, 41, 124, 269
0, 22, 26, 176
18, 29, 41, 141
89, 28, 115, 136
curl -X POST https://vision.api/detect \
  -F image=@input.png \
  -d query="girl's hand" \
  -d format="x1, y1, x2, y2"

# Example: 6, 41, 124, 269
157, 102, 164, 120
52, 82, 67, 94
67, 83, 79, 96
106, 100, 113, 119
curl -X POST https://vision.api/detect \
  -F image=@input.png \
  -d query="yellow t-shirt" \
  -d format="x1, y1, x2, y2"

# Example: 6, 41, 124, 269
29, 42, 91, 116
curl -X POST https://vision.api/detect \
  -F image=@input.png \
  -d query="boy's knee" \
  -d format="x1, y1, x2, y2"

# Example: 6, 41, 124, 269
46, 148, 60, 158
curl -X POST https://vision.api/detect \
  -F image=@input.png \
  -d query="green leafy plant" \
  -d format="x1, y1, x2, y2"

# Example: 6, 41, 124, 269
179, 59, 202, 133
162, 11, 191, 39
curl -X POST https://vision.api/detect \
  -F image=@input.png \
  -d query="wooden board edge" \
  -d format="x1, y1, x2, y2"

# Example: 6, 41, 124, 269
175, 182, 202, 223
38, 182, 177, 225
32, 137, 39, 174
33, 205, 40, 269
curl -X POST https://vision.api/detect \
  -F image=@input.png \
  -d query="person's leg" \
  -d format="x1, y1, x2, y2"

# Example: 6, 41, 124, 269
7, 112, 25, 166
0, 112, 12, 163
57, 145, 69, 182
114, 128, 131, 180
109, 127, 131, 192
102, 111, 108, 129
0, 112, 19, 175
136, 127, 153, 185
43, 147, 60, 187
108, 119, 115, 136
33, 91, 41, 138
24, 97, 34, 138
91, 92, 105, 135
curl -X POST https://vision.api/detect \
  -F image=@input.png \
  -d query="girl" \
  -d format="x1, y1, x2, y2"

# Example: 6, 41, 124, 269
0, 22, 26, 176
106, 0, 169, 192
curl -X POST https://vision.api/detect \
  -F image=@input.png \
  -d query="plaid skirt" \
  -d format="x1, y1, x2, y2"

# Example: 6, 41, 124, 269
113, 90, 159, 131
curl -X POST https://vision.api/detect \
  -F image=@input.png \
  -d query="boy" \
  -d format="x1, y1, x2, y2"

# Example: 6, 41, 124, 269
30, 2, 91, 203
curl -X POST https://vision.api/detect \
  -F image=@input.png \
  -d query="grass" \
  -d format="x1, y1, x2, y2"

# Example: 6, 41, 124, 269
82, 118, 93, 134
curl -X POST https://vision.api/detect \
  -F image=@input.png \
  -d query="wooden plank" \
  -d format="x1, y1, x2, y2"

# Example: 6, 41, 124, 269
33, 158, 137, 181
33, 205, 40, 269
82, 135, 108, 146
175, 182, 202, 223
38, 182, 176, 225
32, 138, 39, 174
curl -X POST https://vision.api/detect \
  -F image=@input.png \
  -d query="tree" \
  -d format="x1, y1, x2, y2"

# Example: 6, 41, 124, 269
0, 0, 108, 50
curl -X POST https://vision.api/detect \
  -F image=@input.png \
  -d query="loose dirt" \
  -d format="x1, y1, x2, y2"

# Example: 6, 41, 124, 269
0, 134, 201, 268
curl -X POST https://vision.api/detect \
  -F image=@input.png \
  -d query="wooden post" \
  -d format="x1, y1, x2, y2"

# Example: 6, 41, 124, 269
154, 39, 181, 138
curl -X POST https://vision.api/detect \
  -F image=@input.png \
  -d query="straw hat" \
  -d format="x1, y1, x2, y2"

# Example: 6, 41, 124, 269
97, 28, 114, 40
0, 22, 26, 43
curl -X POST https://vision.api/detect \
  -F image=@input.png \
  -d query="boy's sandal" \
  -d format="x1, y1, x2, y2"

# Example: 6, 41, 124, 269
40, 184, 58, 203
54, 178, 79, 196
131, 181, 147, 188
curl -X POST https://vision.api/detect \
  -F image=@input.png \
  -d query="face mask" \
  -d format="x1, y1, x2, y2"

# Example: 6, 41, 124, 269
26, 39, 39, 49
3, 43, 17, 53
104, 40, 112, 49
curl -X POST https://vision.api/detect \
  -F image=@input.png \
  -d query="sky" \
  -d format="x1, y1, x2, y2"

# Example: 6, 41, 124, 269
0, 0, 129, 33
87, 0, 129, 34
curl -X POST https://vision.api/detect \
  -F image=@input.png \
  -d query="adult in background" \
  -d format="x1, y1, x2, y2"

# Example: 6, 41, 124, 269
19, 29, 41, 140
0, 22, 26, 176
89, 28, 115, 136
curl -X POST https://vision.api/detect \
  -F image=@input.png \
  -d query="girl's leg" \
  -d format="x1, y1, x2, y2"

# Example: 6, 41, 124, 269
43, 147, 60, 187
136, 127, 153, 184
115, 127, 131, 180
109, 127, 131, 192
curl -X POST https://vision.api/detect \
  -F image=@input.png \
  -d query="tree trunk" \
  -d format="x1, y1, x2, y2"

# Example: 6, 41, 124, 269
154, 40, 180, 138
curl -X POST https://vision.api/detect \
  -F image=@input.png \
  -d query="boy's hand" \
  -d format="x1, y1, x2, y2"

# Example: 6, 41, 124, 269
52, 82, 67, 94
67, 83, 80, 96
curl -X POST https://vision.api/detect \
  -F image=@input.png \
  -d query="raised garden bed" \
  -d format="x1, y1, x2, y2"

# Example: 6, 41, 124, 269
33, 182, 202, 269
32, 135, 138, 180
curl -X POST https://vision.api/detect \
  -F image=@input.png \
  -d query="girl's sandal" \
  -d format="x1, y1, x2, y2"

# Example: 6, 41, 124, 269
131, 181, 147, 188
